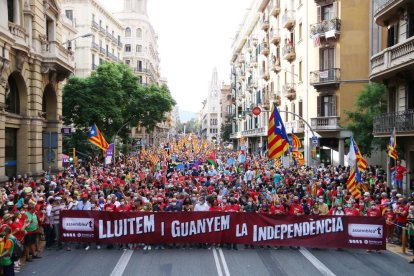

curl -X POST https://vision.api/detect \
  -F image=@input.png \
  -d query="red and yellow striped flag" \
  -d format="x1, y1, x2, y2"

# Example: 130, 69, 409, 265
291, 134, 301, 149
345, 165, 361, 199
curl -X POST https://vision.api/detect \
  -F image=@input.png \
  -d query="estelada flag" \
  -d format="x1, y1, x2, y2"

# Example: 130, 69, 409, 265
345, 163, 362, 199
291, 134, 301, 149
268, 103, 290, 159
88, 123, 109, 151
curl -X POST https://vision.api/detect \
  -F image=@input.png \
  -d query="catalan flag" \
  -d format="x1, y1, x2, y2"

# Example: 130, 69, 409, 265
88, 124, 109, 151
291, 134, 301, 149
292, 150, 305, 166
268, 103, 290, 159
387, 127, 398, 160
349, 136, 368, 172
345, 163, 362, 199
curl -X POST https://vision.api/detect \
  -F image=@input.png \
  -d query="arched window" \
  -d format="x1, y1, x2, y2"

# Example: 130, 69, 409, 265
125, 27, 131, 37
136, 28, 142, 38
5, 76, 20, 114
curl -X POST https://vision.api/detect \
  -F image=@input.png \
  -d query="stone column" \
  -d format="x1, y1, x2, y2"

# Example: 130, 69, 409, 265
14, 0, 21, 25
338, 138, 344, 166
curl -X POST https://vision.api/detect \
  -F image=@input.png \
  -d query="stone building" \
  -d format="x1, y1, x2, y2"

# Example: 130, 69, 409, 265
0, 0, 74, 181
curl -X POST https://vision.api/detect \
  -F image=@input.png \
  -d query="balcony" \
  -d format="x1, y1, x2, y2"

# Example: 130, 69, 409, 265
41, 40, 74, 76
370, 36, 414, 82
239, 54, 245, 63
282, 44, 296, 62
230, 132, 242, 140
262, 70, 270, 81
91, 42, 99, 51
310, 18, 341, 41
275, 95, 282, 106
8, 22, 28, 47
260, 41, 270, 56
271, 57, 281, 73
310, 68, 341, 89
282, 10, 295, 29
91, 20, 99, 30
242, 127, 267, 137
283, 84, 296, 100
285, 120, 305, 133
269, 0, 281, 17
374, 0, 409, 27
100, 47, 106, 55
373, 110, 414, 135
311, 116, 341, 131
99, 26, 106, 34
261, 20, 270, 31
270, 29, 281, 45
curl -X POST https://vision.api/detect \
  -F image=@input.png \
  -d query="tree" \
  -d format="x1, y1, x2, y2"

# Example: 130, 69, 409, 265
176, 118, 200, 134
345, 83, 388, 156
62, 63, 175, 155
221, 121, 232, 142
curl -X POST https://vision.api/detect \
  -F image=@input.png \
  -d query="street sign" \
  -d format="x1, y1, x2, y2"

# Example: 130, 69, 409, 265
252, 106, 261, 116
312, 136, 318, 145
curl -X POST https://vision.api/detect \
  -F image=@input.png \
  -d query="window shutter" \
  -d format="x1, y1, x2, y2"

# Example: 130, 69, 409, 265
317, 6, 321, 23
317, 96, 322, 116
332, 1, 338, 19
332, 95, 337, 116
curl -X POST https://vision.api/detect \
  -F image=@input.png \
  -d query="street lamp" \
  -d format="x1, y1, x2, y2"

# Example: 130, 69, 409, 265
62, 33, 93, 50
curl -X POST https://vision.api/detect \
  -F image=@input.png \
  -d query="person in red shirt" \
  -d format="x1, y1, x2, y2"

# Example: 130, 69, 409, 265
366, 202, 381, 217
209, 199, 222, 211
270, 200, 285, 215
395, 199, 408, 243
288, 197, 304, 216
391, 160, 407, 194
384, 206, 396, 243
344, 203, 360, 216
224, 198, 241, 212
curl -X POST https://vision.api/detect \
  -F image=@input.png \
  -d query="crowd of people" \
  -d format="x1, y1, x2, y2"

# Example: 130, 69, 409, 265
0, 143, 414, 275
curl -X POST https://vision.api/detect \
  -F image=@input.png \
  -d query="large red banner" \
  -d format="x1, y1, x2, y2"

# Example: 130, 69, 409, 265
59, 211, 386, 250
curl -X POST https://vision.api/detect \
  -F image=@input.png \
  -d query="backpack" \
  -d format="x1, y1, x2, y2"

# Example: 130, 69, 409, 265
9, 237, 23, 262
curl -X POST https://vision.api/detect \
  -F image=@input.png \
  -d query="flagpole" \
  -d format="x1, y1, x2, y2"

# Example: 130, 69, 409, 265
386, 155, 391, 189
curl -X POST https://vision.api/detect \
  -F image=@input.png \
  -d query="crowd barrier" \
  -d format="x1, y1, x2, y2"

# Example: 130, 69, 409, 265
59, 211, 386, 250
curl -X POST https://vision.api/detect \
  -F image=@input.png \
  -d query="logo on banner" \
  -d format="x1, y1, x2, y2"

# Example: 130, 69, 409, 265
62, 218, 94, 232
348, 224, 383, 238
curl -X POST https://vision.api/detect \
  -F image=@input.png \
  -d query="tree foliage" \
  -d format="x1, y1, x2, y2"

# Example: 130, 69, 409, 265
345, 83, 388, 156
62, 63, 175, 155
176, 118, 200, 134
221, 122, 232, 142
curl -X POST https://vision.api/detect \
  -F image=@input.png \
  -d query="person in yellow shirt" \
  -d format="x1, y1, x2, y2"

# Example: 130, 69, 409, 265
316, 196, 329, 215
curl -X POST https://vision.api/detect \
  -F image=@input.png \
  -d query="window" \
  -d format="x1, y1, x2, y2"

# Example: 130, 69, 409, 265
387, 23, 399, 47
320, 47, 334, 70
136, 44, 142, 52
99, 58, 103, 65
65, 10, 73, 21
7, 0, 14, 22
291, 103, 296, 120
99, 20, 102, 27
299, 61, 302, 82
299, 23, 302, 41
285, 105, 288, 122
125, 44, 131, 52
322, 4, 334, 21
125, 27, 131, 37
125, 60, 130, 65
137, 60, 142, 71
5, 76, 20, 114
136, 28, 142, 38
299, 100, 303, 117
46, 17, 55, 42
408, 14, 414, 38
317, 95, 336, 116
92, 14, 95, 22
92, 54, 95, 66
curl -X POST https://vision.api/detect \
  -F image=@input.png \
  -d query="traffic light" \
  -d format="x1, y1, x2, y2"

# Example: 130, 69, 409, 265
237, 106, 243, 118
315, 146, 320, 159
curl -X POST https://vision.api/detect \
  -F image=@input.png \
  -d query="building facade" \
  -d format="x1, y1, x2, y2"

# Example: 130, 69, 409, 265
370, 0, 414, 193
0, 0, 74, 181
220, 84, 233, 141
229, 0, 371, 165
115, 0, 160, 85
60, 0, 124, 77
116, 0, 168, 147
200, 68, 222, 143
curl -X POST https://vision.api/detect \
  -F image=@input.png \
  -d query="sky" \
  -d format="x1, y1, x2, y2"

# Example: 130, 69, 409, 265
99, 0, 252, 115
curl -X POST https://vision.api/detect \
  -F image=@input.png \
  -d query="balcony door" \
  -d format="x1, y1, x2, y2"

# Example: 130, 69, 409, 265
317, 95, 336, 117
320, 47, 334, 80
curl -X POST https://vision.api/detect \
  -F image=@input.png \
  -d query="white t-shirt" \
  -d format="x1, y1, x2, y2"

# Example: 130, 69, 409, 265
194, 202, 209, 211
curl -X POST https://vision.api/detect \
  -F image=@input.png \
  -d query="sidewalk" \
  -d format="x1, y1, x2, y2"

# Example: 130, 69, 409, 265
386, 242, 413, 261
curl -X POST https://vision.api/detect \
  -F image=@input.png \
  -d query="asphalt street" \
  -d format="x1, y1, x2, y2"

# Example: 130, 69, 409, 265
19, 246, 413, 276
